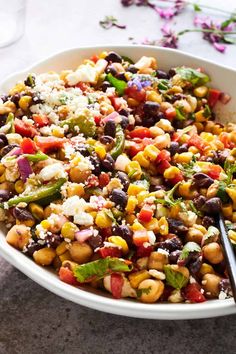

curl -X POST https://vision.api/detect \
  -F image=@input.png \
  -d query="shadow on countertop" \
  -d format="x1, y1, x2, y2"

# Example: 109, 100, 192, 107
0, 256, 235, 354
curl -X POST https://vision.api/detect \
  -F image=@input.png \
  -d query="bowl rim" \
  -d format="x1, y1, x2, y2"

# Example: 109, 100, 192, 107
0, 45, 236, 320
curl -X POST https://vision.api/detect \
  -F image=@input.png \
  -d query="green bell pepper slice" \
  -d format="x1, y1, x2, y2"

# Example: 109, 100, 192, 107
110, 124, 125, 159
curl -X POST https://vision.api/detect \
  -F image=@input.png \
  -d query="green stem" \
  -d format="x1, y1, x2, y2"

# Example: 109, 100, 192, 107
178, 28, 236, 36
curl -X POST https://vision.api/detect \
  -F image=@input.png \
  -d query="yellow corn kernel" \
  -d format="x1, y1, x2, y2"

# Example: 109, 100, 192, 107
149, 126, 165, 137
125, 161, 142, 180
137, 191, 149, 206
52, 126, 64, 138
142, 218, 159, 232
143, 145, 160, 161
178, 181, 197, 199
18, 95, 32, 111
226, 188, 236, 209
128, 183, 146, 196
108, 236, 129, 254
146, 90, 162, 103
169, 204, 181, 218
127, 98, 139, 107
29, 203, 44, 221
158, 216, 169, 235
95, 145, 106, 159
87, 138, 96, 146
95, 211, 113, 228
163, 166, 180, 179
194, 110, 207, 123
126, 196, 138, 214
133, 152, 150, 168
199, 263, 215, 277
200, 132, 214, 142
0, 163, 5, 176
67, 183, 85, 197
0, 173, 6, 183
61, 221, 77, 240
228, 230, 236, 242
128, 270, 150, 288
59, 250, 72, 262
194, 122, 204, 133
212, 125, 223, 135
56, 241, 69, 256
174, 152, 193, 164
40, 220, 51, 230
131, 221, 145, 231
193, 86, 208, 98
188, 146, 199, 154
9, 82, 26, 95
126, 214, 136, 224
99, 51, 108, 59
222, 204, 233, 219
16, 218, 35, 227
89, 211, 97, 219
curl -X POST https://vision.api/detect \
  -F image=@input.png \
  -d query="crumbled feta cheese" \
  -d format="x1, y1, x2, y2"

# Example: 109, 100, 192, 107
149, 269, 166, 280
157, 248, 169, 256
179, 211, 197, 227
62, 196, 87, 216
67, 65, 98, 85
147, 231, 156, 245
39, 163, 67, 181
74, 212, 93, 226
219, 291, 228, 300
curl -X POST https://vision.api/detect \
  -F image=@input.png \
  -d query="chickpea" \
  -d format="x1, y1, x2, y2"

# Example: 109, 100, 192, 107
33, 247, 56, 266
203, 242, 224, 264
6, 224, 31, 250
136, 257, 149, 270
148, 251, 168, 271
138, 279, 164, 303
154, 133, 170, 150
69, 166, 91, 183
186, 227, 204, 244
68, 241, 93, 264
202, 273, 222, 298
168, 265, 190, 280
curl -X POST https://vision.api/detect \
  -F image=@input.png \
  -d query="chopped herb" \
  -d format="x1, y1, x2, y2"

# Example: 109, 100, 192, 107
177, 156, 198, 178
158, 79, 169, 91
224, 160, 236, 185
155, 182, 182, 208
179, 242, 201, 261
164, 265, 188, 289
59, 95, 68, 105
217, 181, 230, 203
202, 226, 220, 246
203, 104, 211, 118
99, 16, 126, 30
136, 287, 151, 298
189, 200, 203, 217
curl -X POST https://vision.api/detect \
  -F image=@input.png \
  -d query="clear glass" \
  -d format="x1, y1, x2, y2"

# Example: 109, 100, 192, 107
0, 0, 26, 48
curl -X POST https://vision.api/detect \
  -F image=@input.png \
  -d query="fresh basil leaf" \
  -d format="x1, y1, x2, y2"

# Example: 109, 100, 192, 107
179, 242, 201, 261
175, 67, 210, 87
164, 265, 188, 289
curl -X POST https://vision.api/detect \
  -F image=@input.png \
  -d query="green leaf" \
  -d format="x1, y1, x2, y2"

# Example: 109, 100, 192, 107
175, 67, 210, 87
224, 160, 236, 185
193, 3, 201, 12
106, 73, 127, 96
202, 226, 220, 246
179, 242, 201, 261
73, 257, 132, 283
217, 181, 230, 203
164, 265, 188, 289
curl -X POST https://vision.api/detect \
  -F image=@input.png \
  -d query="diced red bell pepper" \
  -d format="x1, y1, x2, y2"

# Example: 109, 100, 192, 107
125, 86, 146, 102
219, 132, 234, 149
90, 54, 99, 63
208, 88, 221, 108
187, 134, 208, 151
75, 82, 89, 91
156, 150, 171, 163
110, 97, 122, 111
59, 267, 79, 286
129, 127, 152, 139
99, 172, 110, 187
110, 273, 124, 299
157, 160, 171, 174
207, 165, 221, 180
99, 247, 122, 258
34, 136, 66, 153
165, 107, 176, 120
183, 283, 206, 303
94, 115, 102, 125
168, 172, 184, 185
136, 244, 153, 257
33, 114, 49, 128
20, 138, 37, 154
133, 230, 149, 247
15, 118, 38, 138
138, 205, 154, 223
129, 142, 145, 158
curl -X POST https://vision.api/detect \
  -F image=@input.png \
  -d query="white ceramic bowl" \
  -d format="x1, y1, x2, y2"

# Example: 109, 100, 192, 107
1, 45, 236, 320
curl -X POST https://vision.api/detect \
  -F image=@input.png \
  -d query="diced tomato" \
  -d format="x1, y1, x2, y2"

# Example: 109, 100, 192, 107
125, 86, 146, 102
138, 205, 154, 223
110, 273, 124, 299
33, 114, 49, 127
75, 82, 89, 91
129, 127, 152, 139
219, 132, 234, 149
110, 96, 122, 111
20, 138, 37, 154
168, 172, 184, 185
208, 88, 221, 108
156, 150, 171, 163
183, 283, 206, 303
187, 134, 208, 151
99, 173, 110, 187
59, 267, 79, 286
136, 244, 153, 257
94, 115, 102, 125
15, 118, 38, 138
207, 165, 221, 180
157, 160, 171, 174
133, 230, 149, 246
142, 138, 154, 146
129, 142, 145, 158
99, 247, 122, 258
90, 54, 99, 63
100, 227, 112, 238
34, 136, 66, 153
165, 107, 176, 120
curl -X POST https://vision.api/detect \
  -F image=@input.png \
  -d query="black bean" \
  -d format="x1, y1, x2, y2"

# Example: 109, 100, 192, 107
1, 143, 19, 157
169, 250, 182, 264
143, 101, 160, 116
32, 94, 44, 105
127, 65, 138, 74
142, 116, 156, 127
0, 139, 5, 149
157, 236, 183, 252
27, 242, 44, 257
169, 93, 185, 103
111, 189, 127, 209
0, 133, 8, 146
193, 173, 214, 189
0, 114, 7, 128
120, 115, 129, 129
87, 234, 103, 249
0, 94, 8, 103
149, 185, 166, 192
24, 74, 36, 87
169, 141, 179, 156
0, 189, 12, 202
10, 93, 21, 105
193, 195, 207, 210
178, 143, 188, 153
101, 81, 111, 92
104, 120, 116, 138
118, 108, 129, 117
215, 150, 230, 166
188, 255, 202, 274
116, 73, 127, 81
105, 52, 122, 63
101, 153, 115, 171
219, 279, 233, 297
112, 224, 133, 247
156, 70, 169, 79
167, 218, 188, 236
45, 234, 62, 248
202, 216, 215, 229
12, 207, 34, 221
203, 197, 222, 214
89, 155, 101, 176
105, 65, 117, 76
169, 68, 176, 77
99, 135, 114, 145
116, 171, 130, 191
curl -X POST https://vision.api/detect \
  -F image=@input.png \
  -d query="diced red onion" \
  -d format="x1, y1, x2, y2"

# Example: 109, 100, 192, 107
101, 111, 120, 124
17, 156, 32, 182
7, 147, 22, 156
220, 92, 231, 105
75, 229, 93, 243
